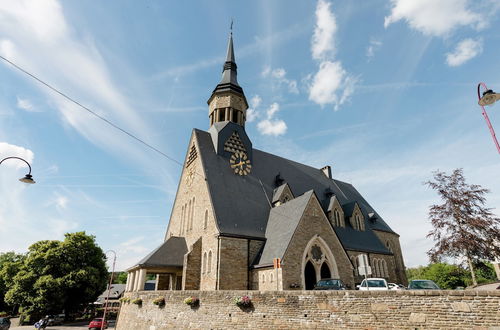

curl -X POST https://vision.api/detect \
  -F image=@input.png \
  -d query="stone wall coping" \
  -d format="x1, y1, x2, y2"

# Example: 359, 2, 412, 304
125, 289, 500, 297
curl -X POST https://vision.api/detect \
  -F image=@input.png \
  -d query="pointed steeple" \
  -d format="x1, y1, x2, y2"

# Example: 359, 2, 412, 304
207, 30, 249, 128
215, 32, 243, 94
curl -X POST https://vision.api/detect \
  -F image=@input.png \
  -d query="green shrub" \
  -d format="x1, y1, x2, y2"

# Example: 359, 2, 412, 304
131, 298, 142, 306
152, 297, 165, 307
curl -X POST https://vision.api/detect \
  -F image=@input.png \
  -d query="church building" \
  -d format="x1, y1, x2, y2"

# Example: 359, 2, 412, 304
125, 33, 407, 292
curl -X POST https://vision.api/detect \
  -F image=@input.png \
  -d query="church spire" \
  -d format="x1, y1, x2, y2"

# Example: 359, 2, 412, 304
207, 29, 248, 128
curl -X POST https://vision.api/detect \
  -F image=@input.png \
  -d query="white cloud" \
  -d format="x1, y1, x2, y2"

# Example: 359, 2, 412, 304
257, 102, 287, 136
0, 0, 156, 171
262, 66, 299, 94
445, 38, 483, 67
16, 97, 38, 112
246, 95, 262, 123
55, 195, 69, 210
384, 0, 482, 37
366, 39, 382, 59
257, 119, 287, 136
0, 142, 34, 169
309, 61, 357, 110
308, 0, 356, 111
311, 0, 337, 60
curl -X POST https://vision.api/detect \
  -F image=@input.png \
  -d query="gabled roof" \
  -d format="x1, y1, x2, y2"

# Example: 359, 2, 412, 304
132, 236, 187, 269
342, 201, 358, 217
272, 183, 291, 204
257, 191, 314, 265
194, 129, 395, 253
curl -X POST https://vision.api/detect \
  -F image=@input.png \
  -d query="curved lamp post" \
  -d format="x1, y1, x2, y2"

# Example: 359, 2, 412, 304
477, 83, 500, 154
101, 250, 116, 330
0, 156, 36, 184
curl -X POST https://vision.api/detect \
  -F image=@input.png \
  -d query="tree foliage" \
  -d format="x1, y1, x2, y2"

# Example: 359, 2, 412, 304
5, 232, 108, 318
424, 169, 500, 285
406, 261, 497, 289
0, 252, 25, 312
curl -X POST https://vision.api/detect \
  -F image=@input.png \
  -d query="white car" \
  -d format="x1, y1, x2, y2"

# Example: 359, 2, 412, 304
357, 278, 389, 290
388, 282, 404, 290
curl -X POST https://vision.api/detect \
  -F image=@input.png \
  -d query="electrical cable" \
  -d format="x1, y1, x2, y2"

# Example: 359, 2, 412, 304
0, 54, 184, 167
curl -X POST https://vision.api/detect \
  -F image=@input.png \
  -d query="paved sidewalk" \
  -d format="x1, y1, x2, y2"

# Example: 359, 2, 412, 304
10, 320, 116, 330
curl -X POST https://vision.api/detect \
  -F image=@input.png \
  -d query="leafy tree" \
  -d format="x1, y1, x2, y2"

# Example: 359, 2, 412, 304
5, 232, 108, 320
115, 272, 128, 284
424, 169, 500, 286
406, 263, 468, 289
0, 252, 25, 313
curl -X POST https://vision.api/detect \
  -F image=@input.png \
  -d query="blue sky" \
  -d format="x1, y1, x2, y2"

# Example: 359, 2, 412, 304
1, 0, 499, 270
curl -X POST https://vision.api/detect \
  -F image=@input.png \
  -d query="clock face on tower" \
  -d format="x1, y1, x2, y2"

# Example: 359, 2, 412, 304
230, 151, 252, 175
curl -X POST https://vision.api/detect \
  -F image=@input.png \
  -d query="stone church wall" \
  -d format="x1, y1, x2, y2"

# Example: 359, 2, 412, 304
372, 229, 407, 285
281, 196, 354, 289
116, 290, 500, 329
218, 237, 248, 289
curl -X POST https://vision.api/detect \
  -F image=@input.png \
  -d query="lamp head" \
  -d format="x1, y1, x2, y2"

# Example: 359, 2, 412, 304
478, 89, 500, 106
19, 174, 35, 184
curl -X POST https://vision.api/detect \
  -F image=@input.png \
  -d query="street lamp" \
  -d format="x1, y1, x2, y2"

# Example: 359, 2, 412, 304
477, 83, 500, 154
0, 156, 36, 184
101, 250, 116, 330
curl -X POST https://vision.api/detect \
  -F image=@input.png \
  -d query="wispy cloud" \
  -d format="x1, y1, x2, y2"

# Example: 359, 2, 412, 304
384, 0, 483, 37
246, 95, 262, 123
0, 142, 34, 168
16, 96, 39, 112
257, 102, 287, 136
446, 38, 483, 67
0, 0, 165, 175
261, 66, 299, 94
366, 39, 382, 59
308, 0, 357, 111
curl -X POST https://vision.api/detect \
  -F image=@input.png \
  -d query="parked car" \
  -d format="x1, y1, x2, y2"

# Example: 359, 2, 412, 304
313, 278, 346, 290
357, 278, 389, 290
388, 282, 405, 290
46, 314, 64, 326
0, 317, 10, 330
408, 279, 440, 290
88, 318, 108, 330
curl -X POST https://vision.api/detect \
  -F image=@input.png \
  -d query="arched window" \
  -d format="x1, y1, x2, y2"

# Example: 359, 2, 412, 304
180, 205, 185, 235
190, 197, 195, 230
320, 262, 331, 279
386, 241, 392, 252
207, 250, 212, 274
334, 209, 340, 226
383, 260, 388, 278
351, 256, 358, 276
262, 274, 265, 283
202, 252, 207, 274
270, 273, 274, 282
204, 210, 208, 230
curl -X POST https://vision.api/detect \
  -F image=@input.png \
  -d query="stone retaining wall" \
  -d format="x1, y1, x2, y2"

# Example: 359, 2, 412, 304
116, 290, 500, 329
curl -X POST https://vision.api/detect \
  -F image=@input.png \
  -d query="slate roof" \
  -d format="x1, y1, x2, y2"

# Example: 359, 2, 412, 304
272, 183, 289, 204
258, 190, 314, 265
195, 128, 395, 255
133, 236, 187, 269
96, 284, 126, 302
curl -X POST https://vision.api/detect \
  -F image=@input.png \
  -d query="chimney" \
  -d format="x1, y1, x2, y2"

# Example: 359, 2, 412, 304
321, 165, 332, 179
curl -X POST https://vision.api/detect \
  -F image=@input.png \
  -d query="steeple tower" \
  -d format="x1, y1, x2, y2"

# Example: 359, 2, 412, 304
207, 31, 249, 128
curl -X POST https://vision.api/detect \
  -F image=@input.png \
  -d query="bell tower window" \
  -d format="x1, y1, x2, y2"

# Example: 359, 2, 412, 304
219, 109, 225, 122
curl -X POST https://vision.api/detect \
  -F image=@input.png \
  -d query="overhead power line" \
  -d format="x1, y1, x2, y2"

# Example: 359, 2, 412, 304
0, 54, 183, 167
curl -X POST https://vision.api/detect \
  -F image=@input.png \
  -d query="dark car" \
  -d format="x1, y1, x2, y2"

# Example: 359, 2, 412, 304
408, 279, 440, 290
88, 318, 108, 330
0, 317, 10, 330
314, 278, 346, 290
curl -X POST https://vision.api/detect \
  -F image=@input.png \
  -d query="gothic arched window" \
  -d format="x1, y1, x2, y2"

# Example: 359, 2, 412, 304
207, 250, 212, 274
202, 252, 207, 274
204, 210, 208, 230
